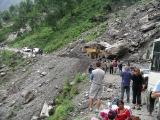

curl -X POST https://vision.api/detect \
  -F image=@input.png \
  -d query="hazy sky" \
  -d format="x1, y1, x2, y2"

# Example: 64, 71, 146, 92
0, 0, 22, 11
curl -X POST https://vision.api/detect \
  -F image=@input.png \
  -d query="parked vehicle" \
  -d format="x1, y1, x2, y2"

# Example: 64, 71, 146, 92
32, 48, 43, 55
22, 47, 32, 52
140, 68, 149, 89
146, 38, 160, 118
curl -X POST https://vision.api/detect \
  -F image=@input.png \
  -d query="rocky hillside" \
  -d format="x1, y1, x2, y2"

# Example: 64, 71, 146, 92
61, 0, 160, 63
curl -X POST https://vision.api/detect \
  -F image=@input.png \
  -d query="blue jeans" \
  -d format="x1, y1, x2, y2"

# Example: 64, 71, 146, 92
121, 86, 130, 102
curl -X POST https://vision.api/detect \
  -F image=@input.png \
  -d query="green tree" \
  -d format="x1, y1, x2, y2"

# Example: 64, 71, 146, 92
34, 0, 48, 13
9, 5, 17, 17
1, 10, 11, 21
26, 0, 34, 13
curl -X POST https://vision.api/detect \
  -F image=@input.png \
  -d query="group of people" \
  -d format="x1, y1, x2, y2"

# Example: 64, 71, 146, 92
87, 60, 147, 120
121, 66, 145, 110
109, 58, 123, 75
88, 58, 123, 78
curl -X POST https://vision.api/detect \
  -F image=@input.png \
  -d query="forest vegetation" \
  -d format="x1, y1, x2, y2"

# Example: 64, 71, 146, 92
0, 0, 140, 53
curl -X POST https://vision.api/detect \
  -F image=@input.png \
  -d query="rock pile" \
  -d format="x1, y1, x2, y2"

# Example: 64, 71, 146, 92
58, 1, 160, 62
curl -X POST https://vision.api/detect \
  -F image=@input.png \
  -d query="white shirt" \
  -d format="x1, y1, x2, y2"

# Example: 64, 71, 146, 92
92, 68, 105, 85
153, 80, 160, 92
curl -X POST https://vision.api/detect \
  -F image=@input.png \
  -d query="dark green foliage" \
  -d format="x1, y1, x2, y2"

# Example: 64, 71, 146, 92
63, 79, 71, 96
0, 50, 24, 68
49, 73, 86, 120
1, 10, 11, 21
0, 22, 2, 29
9, 5, 18, 17
2, 0, 140, 53
103, 3, 112, 12
111, 0, 139, 3
70, 84, 79, 96
0, 27, 12, 42
48, 100, 74, 120
74, 72, 86, 83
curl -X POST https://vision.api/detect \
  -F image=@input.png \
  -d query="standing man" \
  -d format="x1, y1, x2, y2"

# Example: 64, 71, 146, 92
121, 66, 132, 103
109, 61, 113, 74
112, 58, 117, 74
131, 68, 144, 110
151, 80, 160, 118
118, 60, 123, 74
88, 61, 105, 112
151, 80, 160, 98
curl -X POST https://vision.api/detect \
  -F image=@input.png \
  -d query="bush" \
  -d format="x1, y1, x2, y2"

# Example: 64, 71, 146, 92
49, 73, 87, 119
74, 73, 87, 83
70, 84, 79, 97
0, 50, 24, 67
63, 79, 71, 96
0, 27, 11, 42
48, 100, 73, 120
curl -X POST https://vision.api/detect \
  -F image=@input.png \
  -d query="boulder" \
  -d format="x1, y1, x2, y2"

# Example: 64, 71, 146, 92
131, 41, 139, 47
156, 22, 160, 28
140, 22, 156, 32
22, 69, 26, 72
21, 90, 35, 104
107, 88, 113, 92
0, 64, 6, 69
9, 100, 16, 107
7, 32, 18, 42
0, 90, 7, 102
145, 2, 155, 11
128, 53, 140, 62
0, 72, 6, 77
25, 24, 32, 32
0, 103, 2, 106
40, 72, 47, 77
31, 116, 39, 120
147, 8, 155, 13
108, 29, 120, 38
143, 29, 158, 39
148, 12, 160, 21
78, 100, 88, 110
55, 85, 59, 89
40, 101, 53, 118
139, 15, 149, 24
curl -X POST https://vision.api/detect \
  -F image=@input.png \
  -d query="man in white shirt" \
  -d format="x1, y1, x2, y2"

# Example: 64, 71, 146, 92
151, 80, 160, 119
88, 61, 105, 112
151, 80, 160, 98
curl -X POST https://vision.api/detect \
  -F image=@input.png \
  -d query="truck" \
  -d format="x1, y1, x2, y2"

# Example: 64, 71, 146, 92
146, 38, 160, 118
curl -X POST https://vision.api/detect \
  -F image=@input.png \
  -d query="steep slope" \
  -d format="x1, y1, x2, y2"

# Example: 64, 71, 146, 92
64, 0, 160, 61
0, 52, 91, 120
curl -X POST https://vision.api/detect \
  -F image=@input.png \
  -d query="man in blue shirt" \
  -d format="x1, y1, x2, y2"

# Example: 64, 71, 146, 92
120, 66, 132, 103
151, 80, 160, 98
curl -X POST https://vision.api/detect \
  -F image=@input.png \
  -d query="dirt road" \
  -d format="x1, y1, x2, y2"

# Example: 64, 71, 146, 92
73, 72, 157, 120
